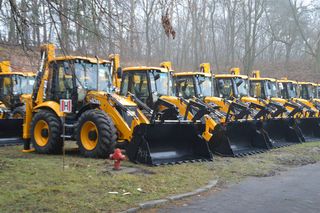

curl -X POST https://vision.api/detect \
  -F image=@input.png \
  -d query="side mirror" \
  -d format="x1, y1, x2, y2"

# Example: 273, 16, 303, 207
117, 67, 122, 79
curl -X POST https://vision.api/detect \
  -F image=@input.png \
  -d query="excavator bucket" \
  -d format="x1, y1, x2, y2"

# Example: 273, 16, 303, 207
127, 122, 213, 166
295, 117, 320, 142
262, 119, 303, 148
0, 118, 24, 146
209, 120, 270, 157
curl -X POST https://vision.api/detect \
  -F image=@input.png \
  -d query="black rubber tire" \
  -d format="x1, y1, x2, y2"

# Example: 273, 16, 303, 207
30, 110, 63, 154
76, 109, 117, 158
11, 106, 25, 119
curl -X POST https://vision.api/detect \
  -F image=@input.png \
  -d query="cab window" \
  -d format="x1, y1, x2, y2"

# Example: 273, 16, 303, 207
217, 78, 233, 98
50, 61, 74, 101
121, 72, 150, 104
250, 81, 264, 98
175, 76, 195, 99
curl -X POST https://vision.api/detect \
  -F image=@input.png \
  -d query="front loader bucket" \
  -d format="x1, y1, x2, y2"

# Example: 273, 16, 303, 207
210, 121, 270, 157
127, 122, 213, 166
262, 119, 303, 148
295, 117, 320, 142
0, 119, 24, 146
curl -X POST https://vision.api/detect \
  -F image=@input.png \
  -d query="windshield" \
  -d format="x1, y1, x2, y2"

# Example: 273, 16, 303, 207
265, 81, 278, 98
196, 76, 212, 97
20, 76, 35, 94
235, 78, 249, 97
284, 82, 298, 99
1, 74, 35, 96
300, 84, 315, 99
149, 70, 170, 96
216, 78, 233, 98
174, 76, 196, 99
250, 81, 264, 98
74, 60, 112, 92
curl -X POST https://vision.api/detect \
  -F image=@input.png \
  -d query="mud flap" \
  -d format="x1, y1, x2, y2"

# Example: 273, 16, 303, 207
0, 119, 24, 146
126, 122, 213, 165
262, 118, 303, 148
295, 117, 320, 142
209, 120, 270, 157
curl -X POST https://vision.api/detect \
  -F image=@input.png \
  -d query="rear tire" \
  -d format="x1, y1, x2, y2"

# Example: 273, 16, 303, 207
76, 109, 117, 158
31, 110, 63, 154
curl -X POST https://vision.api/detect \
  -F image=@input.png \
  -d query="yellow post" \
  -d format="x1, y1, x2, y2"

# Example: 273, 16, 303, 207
160, 61, 172, 71
230, 67, 240, 75
252, 70, 261, 78
200, 63, 211, 74
108, 54, 121, 88
0, 61, 11, 73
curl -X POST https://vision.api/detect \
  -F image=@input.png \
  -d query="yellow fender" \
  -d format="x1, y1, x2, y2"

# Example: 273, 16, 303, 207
33, 101, 64, 117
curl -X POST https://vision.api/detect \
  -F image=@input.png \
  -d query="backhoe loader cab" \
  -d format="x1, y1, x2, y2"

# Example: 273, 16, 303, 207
173, 72, 215, 99
215, 73, 250, 99
120, 67, 172, 108
298, 82, 317, 100
249, 77, 279, 100
0, 61, 35, 118
0, 72, 35, 114
277, 80, 300, 100
0, 61, 35, 146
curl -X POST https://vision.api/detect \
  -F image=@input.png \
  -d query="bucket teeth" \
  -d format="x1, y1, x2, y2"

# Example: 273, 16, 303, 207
147, 158, 211, 166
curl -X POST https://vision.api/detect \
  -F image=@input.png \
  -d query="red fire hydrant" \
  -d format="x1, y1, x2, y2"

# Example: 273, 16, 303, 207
109, 148, 125, 170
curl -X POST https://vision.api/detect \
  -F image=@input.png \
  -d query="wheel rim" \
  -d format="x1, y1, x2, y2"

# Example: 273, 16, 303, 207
81, 121, 98, 151
34, 120, 49, 147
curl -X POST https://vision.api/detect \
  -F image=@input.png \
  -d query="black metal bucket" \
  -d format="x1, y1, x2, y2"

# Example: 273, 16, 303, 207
0, 118, 24, 146
209, 120, 270, 157
295, 117, 320, 142
126, 122, 213, 165
261, 118, 303, 148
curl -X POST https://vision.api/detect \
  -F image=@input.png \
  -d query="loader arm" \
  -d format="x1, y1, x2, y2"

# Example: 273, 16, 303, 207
90, 92, 148, 142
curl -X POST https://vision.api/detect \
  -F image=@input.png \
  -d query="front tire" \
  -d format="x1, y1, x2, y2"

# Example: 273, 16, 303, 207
76, 109, 117, 158
30, 110, 63, 154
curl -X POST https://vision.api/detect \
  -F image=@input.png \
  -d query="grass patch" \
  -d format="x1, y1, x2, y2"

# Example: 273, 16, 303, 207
1, 142, 320, 212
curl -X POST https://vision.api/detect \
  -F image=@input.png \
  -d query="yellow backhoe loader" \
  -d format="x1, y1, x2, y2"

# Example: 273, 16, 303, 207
0, 61, 35, 146
118, 62, 270, 157
20, 44, 211, 165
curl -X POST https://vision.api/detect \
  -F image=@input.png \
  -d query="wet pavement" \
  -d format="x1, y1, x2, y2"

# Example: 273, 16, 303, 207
159, 163, 320, 213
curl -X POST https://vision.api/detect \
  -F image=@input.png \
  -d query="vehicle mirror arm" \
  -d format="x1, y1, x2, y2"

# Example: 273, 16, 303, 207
128, 92, 153, 115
